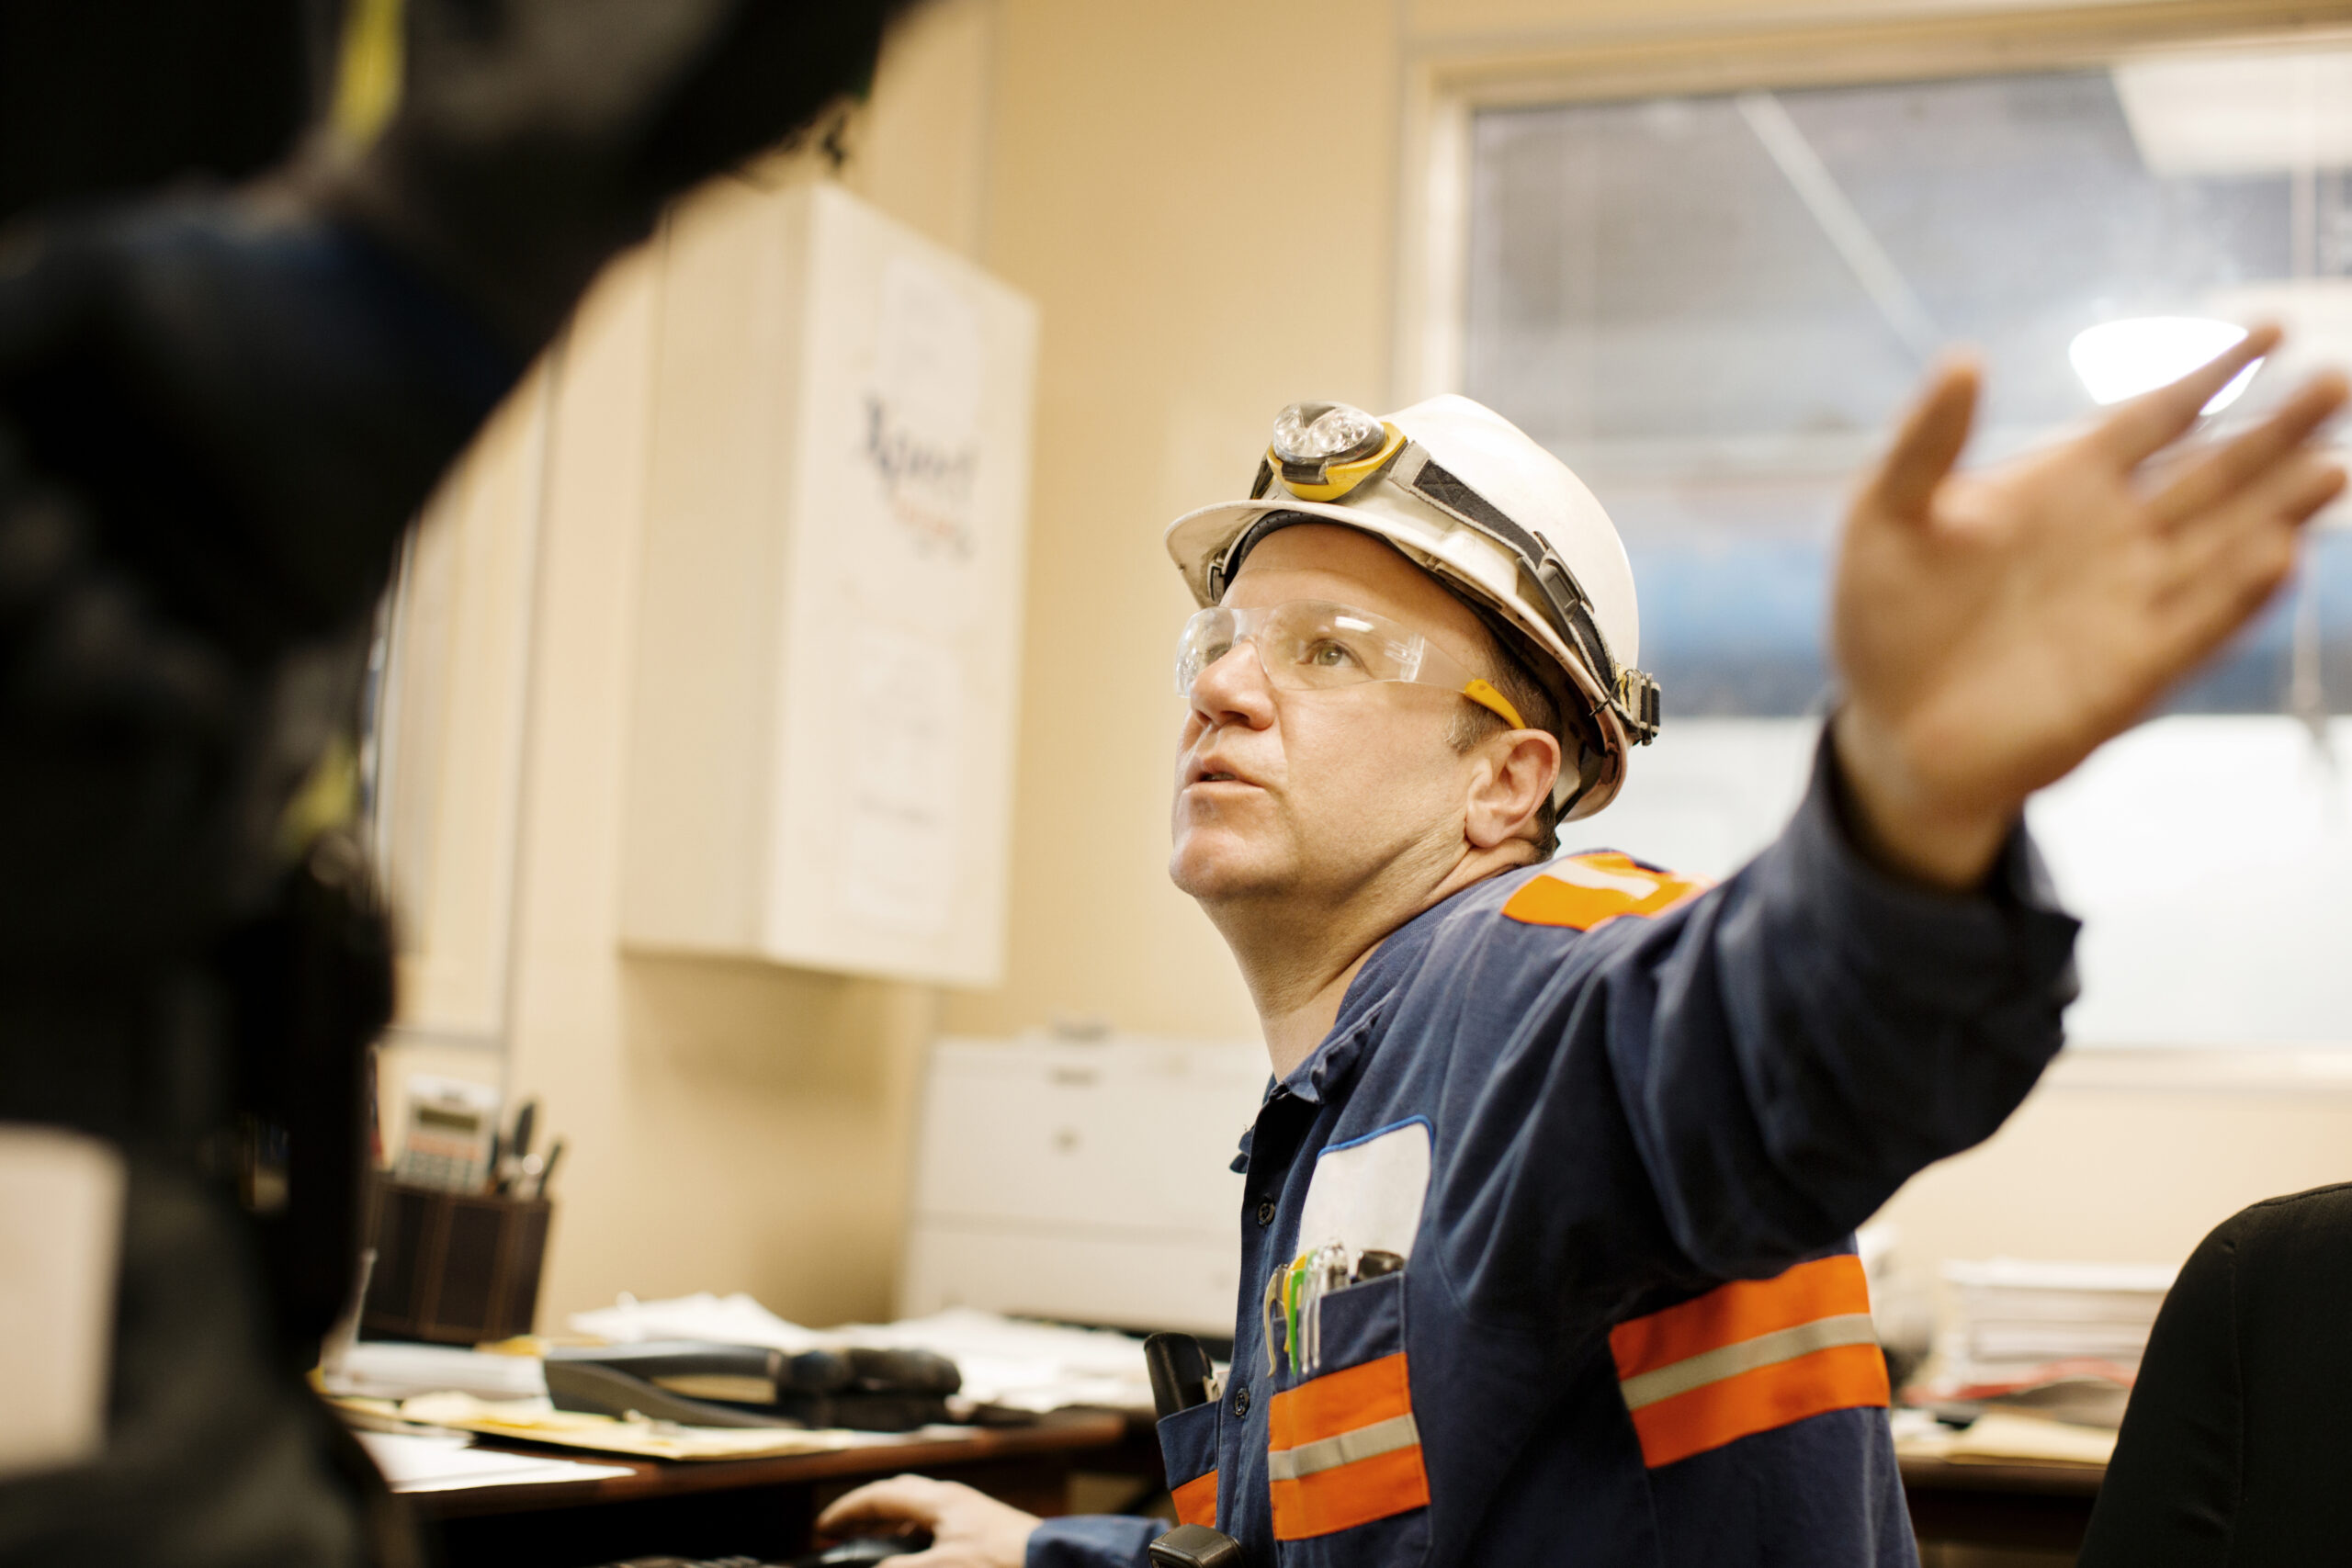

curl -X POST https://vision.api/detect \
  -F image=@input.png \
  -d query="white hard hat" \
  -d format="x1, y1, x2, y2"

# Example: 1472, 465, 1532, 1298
1164, 393, 1657, 820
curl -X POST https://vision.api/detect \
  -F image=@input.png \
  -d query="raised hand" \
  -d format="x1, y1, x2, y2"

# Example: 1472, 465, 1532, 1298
1830, 326, 2348, 888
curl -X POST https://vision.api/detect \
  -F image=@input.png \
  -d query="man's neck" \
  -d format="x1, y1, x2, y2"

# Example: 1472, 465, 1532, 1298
1216, 841, 1542, 1079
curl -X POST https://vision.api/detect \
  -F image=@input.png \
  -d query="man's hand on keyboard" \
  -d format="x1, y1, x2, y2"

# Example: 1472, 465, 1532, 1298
816, 1475, 1039, 1568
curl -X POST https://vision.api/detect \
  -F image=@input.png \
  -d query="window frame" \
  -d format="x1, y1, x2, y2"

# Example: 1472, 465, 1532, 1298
1391, 0, 2352, 407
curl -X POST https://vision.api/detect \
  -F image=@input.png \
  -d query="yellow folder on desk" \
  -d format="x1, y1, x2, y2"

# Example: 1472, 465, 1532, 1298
335, 1392, 942, 1461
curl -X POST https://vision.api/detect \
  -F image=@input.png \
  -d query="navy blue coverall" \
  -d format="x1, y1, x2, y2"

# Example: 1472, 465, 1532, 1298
1027, 737, 2079, 1568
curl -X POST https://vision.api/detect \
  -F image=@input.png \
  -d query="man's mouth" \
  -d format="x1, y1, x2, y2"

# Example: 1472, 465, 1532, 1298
1187, 758, 1257, 788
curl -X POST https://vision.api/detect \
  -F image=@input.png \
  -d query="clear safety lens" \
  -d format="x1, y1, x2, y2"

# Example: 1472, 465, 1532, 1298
1270, 402, 1387, 468
1174, 601, 1458, 695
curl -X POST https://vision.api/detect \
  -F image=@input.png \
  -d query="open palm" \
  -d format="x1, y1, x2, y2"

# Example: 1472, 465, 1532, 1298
1831, 327, 2347, 886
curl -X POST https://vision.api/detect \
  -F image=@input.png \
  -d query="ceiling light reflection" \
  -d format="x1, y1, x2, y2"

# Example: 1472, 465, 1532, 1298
2069, 317, 2259, 413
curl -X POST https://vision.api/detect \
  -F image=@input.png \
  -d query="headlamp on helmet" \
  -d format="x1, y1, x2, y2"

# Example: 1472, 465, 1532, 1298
1260, 401, 1408, 502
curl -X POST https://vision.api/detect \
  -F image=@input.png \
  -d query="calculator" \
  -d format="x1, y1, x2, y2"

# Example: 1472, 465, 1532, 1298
393, 1075, 500, 1191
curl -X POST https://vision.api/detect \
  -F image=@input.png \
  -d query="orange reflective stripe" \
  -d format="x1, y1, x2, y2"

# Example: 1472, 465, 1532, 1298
1502, 852, 1709, 931
1268, 1443, 1431, 1540
1610, 1258, 1887, 1469
1266, 1351, 1412, 1450
1610, 1255, 1874, 1380
1265, 1353, 1429, 1540
1170, 1469, 1217, 1529
1623, 1341, 1891, 1469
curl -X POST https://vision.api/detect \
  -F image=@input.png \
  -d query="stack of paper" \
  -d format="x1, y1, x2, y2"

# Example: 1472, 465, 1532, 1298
839, 1308, 1159, 1415
322, 1341, 549, 1403
569, 1293, 831, 1355
1927, 1258, 2177, 1413
356, 1431, 633, 1493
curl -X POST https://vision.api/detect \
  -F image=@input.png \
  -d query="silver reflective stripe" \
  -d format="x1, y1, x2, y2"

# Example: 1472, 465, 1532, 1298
1618, 1313, 1880, 1413
1265, 1413, 1422, 1482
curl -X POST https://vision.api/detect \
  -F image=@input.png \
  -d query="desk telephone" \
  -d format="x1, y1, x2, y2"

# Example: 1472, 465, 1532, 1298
548, 1341, 961, 1431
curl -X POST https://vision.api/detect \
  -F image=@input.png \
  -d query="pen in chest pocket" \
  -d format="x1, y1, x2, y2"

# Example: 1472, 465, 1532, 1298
1264, 1244, 1407, 1378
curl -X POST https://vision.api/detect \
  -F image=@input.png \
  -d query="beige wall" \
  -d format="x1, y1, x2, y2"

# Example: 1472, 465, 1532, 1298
512, 0, 1016, 1329
408, 0, 2352, 1337
498, 242, 946, 1329
381, 0, 1003, 1331
1876, 1055, 2352, 1279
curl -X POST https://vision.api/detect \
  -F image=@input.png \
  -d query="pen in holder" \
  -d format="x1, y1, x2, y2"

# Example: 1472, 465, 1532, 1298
360, 1176, 551, 1344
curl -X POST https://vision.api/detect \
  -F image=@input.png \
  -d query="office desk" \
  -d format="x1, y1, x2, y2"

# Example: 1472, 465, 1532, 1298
412, 1416, 2101, 1566
1900, 1452, 2104, 1554
413, 1412, 1130, 1568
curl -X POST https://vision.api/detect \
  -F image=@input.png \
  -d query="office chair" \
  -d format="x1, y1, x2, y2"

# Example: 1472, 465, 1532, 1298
2075, 1180, 2352, 1566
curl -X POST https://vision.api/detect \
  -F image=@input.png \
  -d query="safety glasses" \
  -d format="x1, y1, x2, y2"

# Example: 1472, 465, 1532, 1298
1174, 600, 1529, 730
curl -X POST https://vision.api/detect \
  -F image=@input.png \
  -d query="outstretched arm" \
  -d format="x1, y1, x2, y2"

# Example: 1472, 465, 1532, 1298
1442, 333, 2350, 1302
1832, 329, 2347, 889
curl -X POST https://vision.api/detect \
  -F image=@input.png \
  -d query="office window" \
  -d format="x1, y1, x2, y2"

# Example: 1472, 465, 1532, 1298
1463, 46, 2352, 1047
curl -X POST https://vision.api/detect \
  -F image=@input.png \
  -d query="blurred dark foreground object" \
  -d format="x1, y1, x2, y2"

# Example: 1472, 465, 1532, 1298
2076, 1181, 2352, 1568
0, 0, 319, 228
0, 1, 910, 1562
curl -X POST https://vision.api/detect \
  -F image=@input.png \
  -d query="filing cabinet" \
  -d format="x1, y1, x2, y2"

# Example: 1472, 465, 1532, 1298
899, 1035, 1265, 1336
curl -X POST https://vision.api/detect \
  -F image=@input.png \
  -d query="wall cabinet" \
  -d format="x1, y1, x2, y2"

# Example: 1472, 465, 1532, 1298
621, 181, 1037, 985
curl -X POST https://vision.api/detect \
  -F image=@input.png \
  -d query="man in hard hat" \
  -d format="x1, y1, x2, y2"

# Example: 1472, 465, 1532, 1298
824, 335, 2346, 1568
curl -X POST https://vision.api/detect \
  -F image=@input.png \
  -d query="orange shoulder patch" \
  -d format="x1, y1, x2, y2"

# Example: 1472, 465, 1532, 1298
1501, 852, 1710, 931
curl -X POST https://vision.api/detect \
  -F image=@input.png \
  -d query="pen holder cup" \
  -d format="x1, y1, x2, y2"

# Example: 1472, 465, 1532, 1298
361, 1178, 553, 1345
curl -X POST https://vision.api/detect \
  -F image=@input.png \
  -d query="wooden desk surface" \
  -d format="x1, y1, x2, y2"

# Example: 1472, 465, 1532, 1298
413, 1414, 2106, 1563
1899, 1452, 2105, 1497
413, 1411, 1130, 1521
1899, 1450, 2105, 1552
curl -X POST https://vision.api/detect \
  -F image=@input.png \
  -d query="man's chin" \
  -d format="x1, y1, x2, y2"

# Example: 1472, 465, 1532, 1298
1168, 834, 1291, 904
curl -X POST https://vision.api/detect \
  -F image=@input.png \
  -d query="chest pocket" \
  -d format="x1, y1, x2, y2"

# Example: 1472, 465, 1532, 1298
1268, 1272, 1428, 1551
1156, 1400, 1221, 1529
1267, 1120, 1434, 1559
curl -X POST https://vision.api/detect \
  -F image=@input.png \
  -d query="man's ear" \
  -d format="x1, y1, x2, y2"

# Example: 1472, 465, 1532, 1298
1465, 729, 1561, 851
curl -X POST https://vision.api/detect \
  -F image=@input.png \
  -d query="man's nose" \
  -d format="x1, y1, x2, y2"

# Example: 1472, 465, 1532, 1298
1189, 640, 1276, 728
